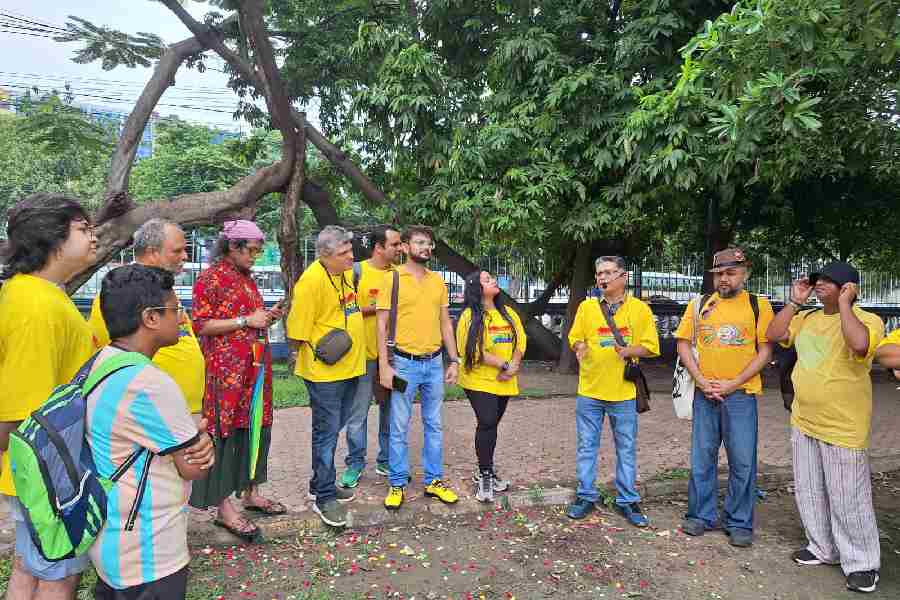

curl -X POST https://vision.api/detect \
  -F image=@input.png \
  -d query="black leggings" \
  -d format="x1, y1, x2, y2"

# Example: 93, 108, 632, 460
464, 389, 510, 472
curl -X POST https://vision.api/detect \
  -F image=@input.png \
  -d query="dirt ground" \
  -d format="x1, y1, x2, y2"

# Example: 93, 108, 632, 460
184, 471, 900, 600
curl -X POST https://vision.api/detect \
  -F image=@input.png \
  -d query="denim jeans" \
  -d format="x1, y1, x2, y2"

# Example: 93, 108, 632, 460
687, 389, 758, 533
575, 396, 640, 506
304, 377, 358, 505
388, 354, 445, 487
376, 395, 391, 467
344, 360, 376, 471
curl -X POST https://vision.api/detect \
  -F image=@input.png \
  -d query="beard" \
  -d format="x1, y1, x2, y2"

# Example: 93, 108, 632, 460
409, 253, 430, 264
718, 286, 741, 298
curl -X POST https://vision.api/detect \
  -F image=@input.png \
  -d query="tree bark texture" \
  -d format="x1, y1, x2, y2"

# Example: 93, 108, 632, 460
279, 140, 306, 311
557, 242, 593, 374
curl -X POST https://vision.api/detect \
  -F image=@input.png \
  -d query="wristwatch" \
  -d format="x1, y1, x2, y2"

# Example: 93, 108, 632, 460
501, 361, 511, 372
448, 356, 461, 365
236, 316, 248, 329
788, 299, 803, 311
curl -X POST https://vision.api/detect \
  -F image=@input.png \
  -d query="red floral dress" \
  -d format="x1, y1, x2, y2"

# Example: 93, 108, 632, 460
192, 259, 273, 439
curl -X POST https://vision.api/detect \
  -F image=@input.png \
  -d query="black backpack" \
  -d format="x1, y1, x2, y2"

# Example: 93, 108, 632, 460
775, 308, 821, 412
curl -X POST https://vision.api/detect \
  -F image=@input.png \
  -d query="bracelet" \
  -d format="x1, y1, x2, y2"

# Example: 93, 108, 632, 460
787, 298, 803, 310
236, 316, 247, 328
501, 361, 511, 372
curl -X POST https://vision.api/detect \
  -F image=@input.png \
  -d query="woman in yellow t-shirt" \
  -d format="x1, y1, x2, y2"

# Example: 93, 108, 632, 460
456, 271, 527, 503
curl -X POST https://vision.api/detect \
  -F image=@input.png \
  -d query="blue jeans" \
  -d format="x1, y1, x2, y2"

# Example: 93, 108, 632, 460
344, 360, 376, 471
377, 394, 391, 467
304, 377, 358, 504
687, 389, 758, 533
575, 396, 640, 506
7, 496, 89, 580
388, 354, 445, 487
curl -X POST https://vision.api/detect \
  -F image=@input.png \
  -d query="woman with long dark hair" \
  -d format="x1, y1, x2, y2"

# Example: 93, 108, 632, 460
456, 271, 527, 502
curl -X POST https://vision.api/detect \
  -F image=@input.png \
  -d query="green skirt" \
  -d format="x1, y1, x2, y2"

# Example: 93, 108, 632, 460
189, 426, 272, 509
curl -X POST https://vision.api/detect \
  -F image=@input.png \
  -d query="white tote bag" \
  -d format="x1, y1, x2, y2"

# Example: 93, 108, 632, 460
672, 295, 704, 420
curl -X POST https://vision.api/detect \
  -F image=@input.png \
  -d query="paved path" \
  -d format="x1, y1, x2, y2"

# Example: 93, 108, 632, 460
3, 367, 899, 541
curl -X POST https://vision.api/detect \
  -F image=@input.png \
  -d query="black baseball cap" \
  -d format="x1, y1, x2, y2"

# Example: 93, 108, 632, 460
809, 261, 860, 287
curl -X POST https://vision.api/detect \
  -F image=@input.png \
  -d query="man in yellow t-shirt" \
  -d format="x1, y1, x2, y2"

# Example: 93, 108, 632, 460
0, 193, 96, 597
339, 225, 401, 489
767, 261, 884, 594
566, 256, 659, 527
875, 327, 900, 378
376, 225, 462, 510
673, 248, 773, 548
87, 219, 205, 413
286, 225, 365, 527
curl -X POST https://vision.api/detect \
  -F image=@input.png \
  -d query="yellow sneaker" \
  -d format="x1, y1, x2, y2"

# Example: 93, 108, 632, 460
424, 480, 459, 504
384, 486, 405, 510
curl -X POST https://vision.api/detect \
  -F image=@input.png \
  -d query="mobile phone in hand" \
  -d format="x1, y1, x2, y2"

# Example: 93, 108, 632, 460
392, 375, 408, 393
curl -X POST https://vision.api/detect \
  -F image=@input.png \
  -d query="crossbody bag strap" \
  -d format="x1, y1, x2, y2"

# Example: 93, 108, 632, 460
597, 298, 628, 347
387, 269, 400, 360
692, 293, 712, 348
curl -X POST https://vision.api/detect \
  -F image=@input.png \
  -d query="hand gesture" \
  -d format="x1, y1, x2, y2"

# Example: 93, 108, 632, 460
445, 362, 459, 385
574, 342, 588, 363
267, 300, 286, 321
708, 379, 739, 401
245, 308, 271, 329
614, 344, 633, 360
380, 365, 397, 390
791, 278, 813, 304
839, 282, 858, 306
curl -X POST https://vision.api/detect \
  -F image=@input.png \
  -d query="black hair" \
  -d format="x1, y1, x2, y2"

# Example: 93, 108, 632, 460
401, 224, 434, 243
101, 264, 175, 340
1, 193, 90, 281
371, 224, 400, 249
461, 270, 519, 371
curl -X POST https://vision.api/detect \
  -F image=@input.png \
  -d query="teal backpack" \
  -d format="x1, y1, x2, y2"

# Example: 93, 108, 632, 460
8, 351, 151, 561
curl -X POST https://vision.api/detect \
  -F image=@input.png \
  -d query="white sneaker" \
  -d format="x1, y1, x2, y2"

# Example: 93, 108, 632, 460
475, 471, 494, 503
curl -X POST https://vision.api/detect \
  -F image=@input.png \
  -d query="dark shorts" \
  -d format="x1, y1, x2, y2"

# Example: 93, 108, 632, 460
94, 566, 188, 600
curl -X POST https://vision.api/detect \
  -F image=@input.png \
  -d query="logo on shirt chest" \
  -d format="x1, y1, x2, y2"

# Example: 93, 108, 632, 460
699, 324, 750, 347
596, 326, 631, 347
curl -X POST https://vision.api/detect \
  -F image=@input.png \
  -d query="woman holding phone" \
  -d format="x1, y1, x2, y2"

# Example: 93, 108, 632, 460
456, 271, 527, 503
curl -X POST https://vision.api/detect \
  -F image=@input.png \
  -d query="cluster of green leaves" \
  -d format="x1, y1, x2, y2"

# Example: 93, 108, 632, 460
56, 15, 164, 70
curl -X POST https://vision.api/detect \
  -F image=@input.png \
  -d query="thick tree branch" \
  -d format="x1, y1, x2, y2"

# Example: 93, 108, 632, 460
525, 257, 572, 317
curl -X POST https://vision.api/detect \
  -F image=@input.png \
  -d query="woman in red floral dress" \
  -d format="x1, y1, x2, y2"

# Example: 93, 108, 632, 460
190, 220, 285, 541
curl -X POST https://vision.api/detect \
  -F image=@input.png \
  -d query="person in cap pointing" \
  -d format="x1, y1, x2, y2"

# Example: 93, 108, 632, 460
767, 261, 884, 594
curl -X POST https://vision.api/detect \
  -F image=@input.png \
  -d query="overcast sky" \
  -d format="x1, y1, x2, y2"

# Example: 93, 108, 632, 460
0, 1, 261, 131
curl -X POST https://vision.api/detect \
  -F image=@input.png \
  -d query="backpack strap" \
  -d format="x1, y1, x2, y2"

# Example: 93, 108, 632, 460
352, 261, 362, 292
748, 293, 759, 351
82, 351, 151, 397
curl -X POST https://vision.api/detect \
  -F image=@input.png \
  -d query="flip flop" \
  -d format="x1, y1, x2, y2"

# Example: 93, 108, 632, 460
243, 500, 287, 515
213, 518, 261, 542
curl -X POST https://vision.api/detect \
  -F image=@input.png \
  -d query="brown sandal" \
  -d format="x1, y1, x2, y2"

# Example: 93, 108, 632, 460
213, 516, 261, 542
243, 499, 287, 515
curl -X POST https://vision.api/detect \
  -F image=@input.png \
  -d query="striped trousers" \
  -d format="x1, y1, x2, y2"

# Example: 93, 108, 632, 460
791, 427, 880, 574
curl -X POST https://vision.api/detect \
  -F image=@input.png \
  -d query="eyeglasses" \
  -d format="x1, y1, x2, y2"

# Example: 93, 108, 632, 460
409, 240, 435, 249
244, 246, 264, 257
145, 305, 185, 317
596, 270, 622, 278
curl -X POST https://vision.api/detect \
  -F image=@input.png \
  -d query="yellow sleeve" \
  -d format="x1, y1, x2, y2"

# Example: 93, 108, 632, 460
877, 328, 900, 349
512, 309, 527, 354
0, 316, 65, 421
756, 297, 775, 345
455, 308, 471, 360
87, 294, 110, 348
635, 302, 660, 357
780, 312, 805, 348
567, 301, 588, 348
855, 311, 885, 363
285, 272, 319, 342
672, 300, 696, 341
439, 277, 449, 307
376, 270, 396, 311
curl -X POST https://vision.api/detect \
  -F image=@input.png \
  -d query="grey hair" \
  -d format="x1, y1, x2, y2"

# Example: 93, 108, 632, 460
133, 219, 180, 257
316, 225, 353, 257
595, 255, 626, 272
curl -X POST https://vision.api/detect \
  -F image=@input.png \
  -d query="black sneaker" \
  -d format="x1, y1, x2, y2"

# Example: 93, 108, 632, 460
312, 500, 347, 527
792, 548, 831, 566
846, 570, 879, 593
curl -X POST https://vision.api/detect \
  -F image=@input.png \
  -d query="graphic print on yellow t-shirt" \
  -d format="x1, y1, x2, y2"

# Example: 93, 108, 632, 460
673, 292, 774, 395
457, 308, 527, 396
785, 308, 884, 449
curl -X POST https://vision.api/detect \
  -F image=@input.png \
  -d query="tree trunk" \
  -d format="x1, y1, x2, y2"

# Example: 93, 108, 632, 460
279, 140, 305, 310
702, 195, 731, 293
557, 242, 593, 374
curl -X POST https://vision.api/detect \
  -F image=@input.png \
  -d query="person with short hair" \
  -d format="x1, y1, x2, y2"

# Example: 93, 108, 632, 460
566, 256, 659, 526
457, 270, 527, 503
189, 220, 285, 541
0, 192, 96, 599
339, 225, 402, 489
378, 225, 461, 510
674, 248, 774, 548
86, 264, 214, 600
767, 262, 884, 594
286, 225, 365, 527
88, 218, 205, 413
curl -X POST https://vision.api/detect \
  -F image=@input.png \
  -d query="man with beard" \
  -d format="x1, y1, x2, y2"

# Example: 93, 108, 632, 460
674, 248, 773, 547
88, 219, 206, 414
339, 225, 403, 489
378, 225, 461, 510
767, 262, 884, 594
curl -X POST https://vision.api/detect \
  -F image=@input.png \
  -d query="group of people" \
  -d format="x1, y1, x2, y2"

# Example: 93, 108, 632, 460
0, 192, 897, 598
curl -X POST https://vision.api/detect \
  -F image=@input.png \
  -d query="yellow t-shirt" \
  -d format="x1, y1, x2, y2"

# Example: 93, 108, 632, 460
568, 295, 660, 401
376, 265, 449, 356
784, 307, 884, 449
0, 274, 94, 495
673, 291, 774, 395
356, 261, 393, 361
286, 260, 366, 382
87, 294, 205, 413
456, 307, 528, 396
877, 327, 900, 349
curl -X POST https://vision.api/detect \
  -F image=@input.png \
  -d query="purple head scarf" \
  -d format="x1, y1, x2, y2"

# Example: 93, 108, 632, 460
223, 220, 265, 241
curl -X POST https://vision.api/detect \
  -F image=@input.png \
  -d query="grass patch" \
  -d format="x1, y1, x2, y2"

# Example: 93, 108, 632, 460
653, 467, 691, 481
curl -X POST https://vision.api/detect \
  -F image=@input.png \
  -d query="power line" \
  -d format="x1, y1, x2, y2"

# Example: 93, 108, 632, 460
0, 83, 239, 114
0, 11, 68, 33
0, 71, 237, 94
